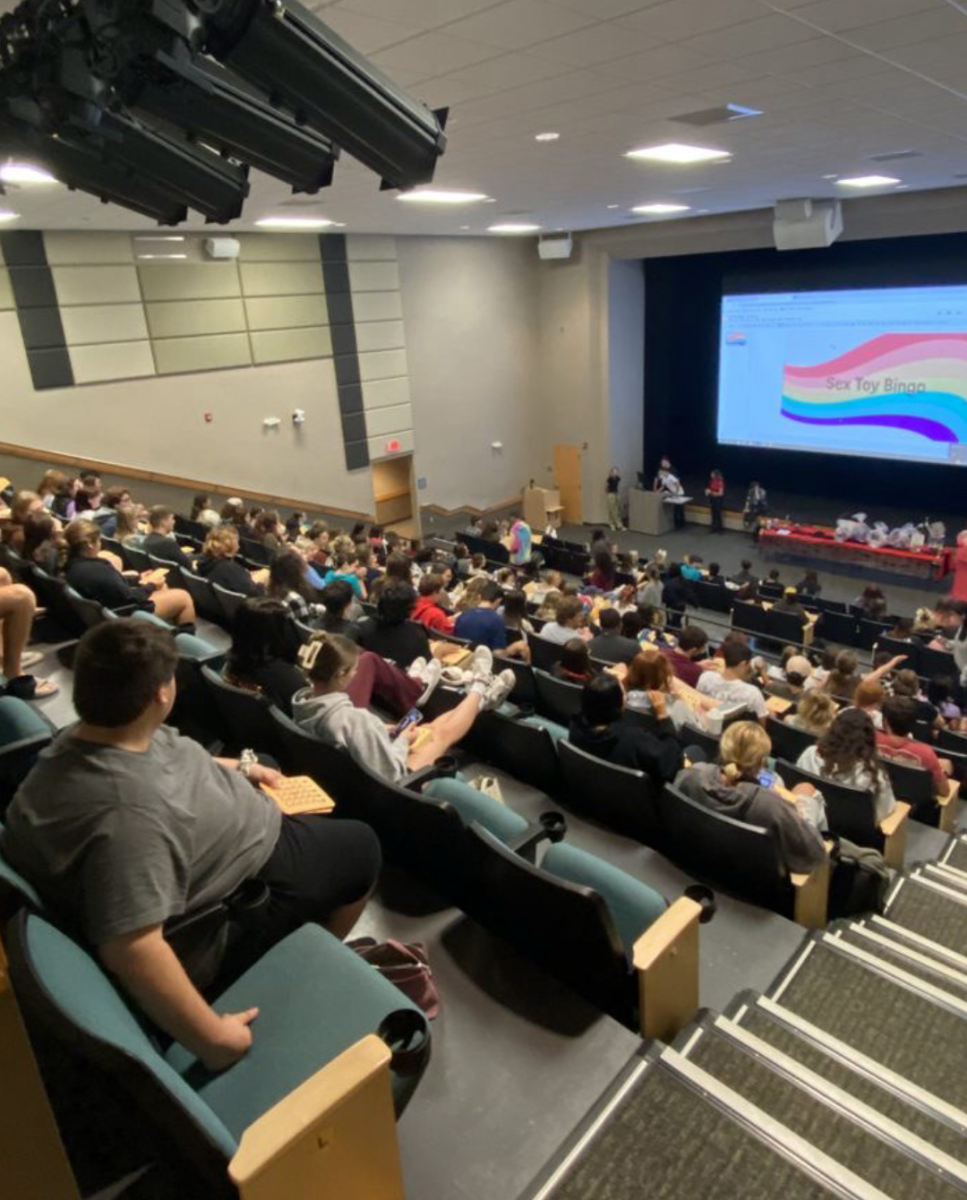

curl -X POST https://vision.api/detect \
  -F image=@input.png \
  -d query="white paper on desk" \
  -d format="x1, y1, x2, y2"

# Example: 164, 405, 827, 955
662, 495, 691, 505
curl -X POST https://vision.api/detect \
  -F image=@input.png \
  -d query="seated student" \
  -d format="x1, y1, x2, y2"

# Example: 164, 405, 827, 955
0, 568, 57, 698
21, 510, 62, 576
706, 562, 727, 588
853, 584, 888, 622
876, 695, 953, 798
2, 619, 380, 1070
730, 559, 756, 587
553, 639, 598, 684
452, 542, 471, 581
772, 587, 808, 622
219, 497, 247, 528
293, 633, 512, 781
891, 668, 939, 727
588, 606, 641, 665
766, 568, 782, 588
358, 581, 430, 669
191, 493, 221, 529
304, 520, 331, 572
455, 580, 528, 658
637, 605, 678, 651
680, 555, 703, 582
822, 650, 862, 702
885, 616, 915, 643
114, 503, 146, 548
319, 580, 362, 643
501, 589, 534, 638
65, 520, 196, 627
569, 673, 683, 784
927, 675, 963, 728
660, 624, 709, 687
195, 525, 265, 597
539, 596, 591, 645
796, 569, 822, 597
587, 549, 617, 593
36, 469, 70, 513
252, 509, 286, 553
624, 649, 697, 731
767, 654, 813, 702
636, 566, 663, 609
143, 505, 195, 571
784, 689, 838, 738
267, 549, 325, 626
412, 573, 456, 635
224, 598, 308, 714
696, 642, 769, 722
1, 489, 45, 552
323, 552, 366, 599
467, 552, 490, 579
661, 563, 692, 628
797, 708, 896, 823
674, 722, 827, 873
847, 678, 884, 730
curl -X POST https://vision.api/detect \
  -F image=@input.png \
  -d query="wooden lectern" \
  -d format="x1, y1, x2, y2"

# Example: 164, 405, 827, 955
628, 488, 675, 536
523, 486, 564, 532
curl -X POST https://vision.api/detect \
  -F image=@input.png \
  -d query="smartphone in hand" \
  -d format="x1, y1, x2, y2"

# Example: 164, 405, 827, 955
390, 708, 423, 740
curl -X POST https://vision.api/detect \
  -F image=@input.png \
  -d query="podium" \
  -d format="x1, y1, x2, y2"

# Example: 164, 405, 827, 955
629, 488, 674, 536
523, 486, 564, 532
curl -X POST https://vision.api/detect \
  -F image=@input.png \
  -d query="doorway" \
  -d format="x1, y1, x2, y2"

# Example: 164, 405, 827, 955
371, 453, 421, 540
553, 444, 583, 525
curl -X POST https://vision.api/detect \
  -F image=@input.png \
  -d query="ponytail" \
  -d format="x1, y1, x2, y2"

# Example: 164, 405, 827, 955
722, 761, 743, 784
298, 631, 359, 684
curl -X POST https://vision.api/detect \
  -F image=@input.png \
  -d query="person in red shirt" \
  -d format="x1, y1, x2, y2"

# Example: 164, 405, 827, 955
411, 573, 456, 634
660, 624, 710, 688
705, 469, 725, 533
876, 695, 952, 798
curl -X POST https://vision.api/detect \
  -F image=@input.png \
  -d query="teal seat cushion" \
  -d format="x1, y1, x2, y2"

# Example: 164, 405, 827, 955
521, 714, 567, 742
0, 820, 44, 909
21, 914, 237, 1157
130, 609, 173, 629
166, 924, 427, 1141
542, 843, 667, 957
0, 696, 51, 746
174, 632, 220, 660
424, 777, 529, 843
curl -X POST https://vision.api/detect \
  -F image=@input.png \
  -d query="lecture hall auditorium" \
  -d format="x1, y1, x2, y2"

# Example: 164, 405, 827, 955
3, 1, 967, 1198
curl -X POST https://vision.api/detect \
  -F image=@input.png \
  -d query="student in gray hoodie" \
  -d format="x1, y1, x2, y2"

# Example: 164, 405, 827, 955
292, 633, 513, 784
674, 720, 827, 876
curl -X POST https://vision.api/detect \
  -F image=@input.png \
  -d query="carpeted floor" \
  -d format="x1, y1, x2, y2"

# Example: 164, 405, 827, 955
887, 882, 967, 958
545, 1062, 832, 1200
738, 1007, 967, 1166
947, 841, 967, 872
836, 928, 967, 1004
775, 942, 967, 1107
686, 1029, 965, 1200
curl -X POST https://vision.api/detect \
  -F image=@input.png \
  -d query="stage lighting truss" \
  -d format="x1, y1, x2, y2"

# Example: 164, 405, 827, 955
0, 0, 447, 225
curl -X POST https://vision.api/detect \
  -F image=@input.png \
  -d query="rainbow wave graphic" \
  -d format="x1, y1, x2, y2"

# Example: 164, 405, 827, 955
781, 333, 967, 443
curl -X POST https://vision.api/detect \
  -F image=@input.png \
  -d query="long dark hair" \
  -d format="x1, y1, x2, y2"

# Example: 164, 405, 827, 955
268, 550, 314, 602
227, 598, 301, 678
817, 709, 882, 788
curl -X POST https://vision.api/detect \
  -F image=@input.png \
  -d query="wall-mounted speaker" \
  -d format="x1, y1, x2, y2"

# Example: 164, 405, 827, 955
204, 236, 241, 260
538, 234, 573, 260
772, 199, 843, 251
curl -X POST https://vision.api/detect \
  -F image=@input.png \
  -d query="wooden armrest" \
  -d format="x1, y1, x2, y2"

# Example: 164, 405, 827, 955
790, 845, 831, 929
937, 779, 960, 832
878, 801, 911, 870
633, 896, 702, 1042
229, 1035, 404, 1200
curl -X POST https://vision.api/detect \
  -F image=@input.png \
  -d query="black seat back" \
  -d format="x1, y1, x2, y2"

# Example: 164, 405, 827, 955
526, 630, 565, 672
211, 583, 246, 628
770, 609, 807, 647
775, 758, 880, 849
881, 756, 937, 822
659, 783, 790, 911
201, 666, 282, 759
817, 610, 859, 647
180, 571, 223, 624
121, 543, 151, 573
920, 645, 958, 679
533, 669, 584, 724
496, 656, 537, 707
765, 716, 816, 763
20, 566, 85, 637
558, 739, 660, 846
691, 579, 733, 614
463, 710, 562, 796
731, 601, 771, 638
875, 636, 920, 673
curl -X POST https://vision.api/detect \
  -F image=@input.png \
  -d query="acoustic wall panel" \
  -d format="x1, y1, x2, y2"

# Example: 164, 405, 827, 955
348, 291, 403, 322
368, 429, 413, 460
69, 341, 156, 384
321, 231, 368, 471
348, 260, 400, 292
239, 261, 325, 297
346, 234, 397, 261
138, 262, 241, 302
145, 298, 246, 339
362, 376, 411, 409
358, 348, 408, 382
354, 320, 405, 352
235, 233, 322, 261
365, 403, 413, 437
243, 294, 328, 331
153, 332, 252, 375
1, 230, 73, 389
0, 269, 14, 311
52, 265, 141, 306
250, 326, 333, 365
45, 232, 134, 265
61, 304, 149, 345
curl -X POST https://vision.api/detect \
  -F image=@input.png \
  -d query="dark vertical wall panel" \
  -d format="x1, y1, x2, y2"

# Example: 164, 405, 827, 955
321, 232, 369, 471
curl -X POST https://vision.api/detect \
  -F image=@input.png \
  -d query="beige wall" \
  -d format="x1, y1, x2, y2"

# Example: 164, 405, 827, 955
397, 234, 540, 511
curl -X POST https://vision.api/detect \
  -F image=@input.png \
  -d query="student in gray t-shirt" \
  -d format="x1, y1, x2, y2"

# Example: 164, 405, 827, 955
2, 620, 380, 1073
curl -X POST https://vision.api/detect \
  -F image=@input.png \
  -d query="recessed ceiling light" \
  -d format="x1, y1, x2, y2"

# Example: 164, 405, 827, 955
822, 174, 838, 180
0, 163, 57, 185
0, 210, 20, 222
631, 203, 691, 214
488, 223, 541, 234
459, 225, 471, 230
136, 253, 188, 260
255, 216, 334, 228
625, 142, 730, 164
606, 204, 620, 209
134, 235, 186, 242
397, 188, 489, 204
534, 132, 560, 142
836, 174, 900, 188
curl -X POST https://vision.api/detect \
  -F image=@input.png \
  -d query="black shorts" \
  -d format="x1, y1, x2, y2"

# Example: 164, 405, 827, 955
256, 815, 382, 945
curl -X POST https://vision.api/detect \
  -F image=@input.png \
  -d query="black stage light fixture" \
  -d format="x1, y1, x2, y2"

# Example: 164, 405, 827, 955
197, 0, 448, 191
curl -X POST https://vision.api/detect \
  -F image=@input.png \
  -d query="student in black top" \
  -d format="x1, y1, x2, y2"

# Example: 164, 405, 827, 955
661, 563, 692, 629
64, 519, 196, 626
568, 673, 683, 785
588, 606, 641, 665
796, 570, 822, 597
195, 525, 265, 598
21, 510, 62, 576
224, 598, 307, 715
358, 580, 430, 668
319, 580, 363, 643
706, 562, 728, 588
143, 505, 195, 571
730, 559, 756, 586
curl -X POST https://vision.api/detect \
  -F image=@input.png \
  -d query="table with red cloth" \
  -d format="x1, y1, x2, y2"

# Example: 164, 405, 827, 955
759, 521, 953, 582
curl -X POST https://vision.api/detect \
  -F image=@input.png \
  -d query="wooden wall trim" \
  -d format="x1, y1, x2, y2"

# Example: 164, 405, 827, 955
0, 441, 374, 521
423, 494, 522, 518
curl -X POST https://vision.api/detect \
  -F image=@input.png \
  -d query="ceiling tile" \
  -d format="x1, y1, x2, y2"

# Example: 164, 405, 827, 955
530, 21, 665, 65
310, 7, 423, 52
370, 31, 500, 74
785, 0, 941, 35
847, 7, 967, 53
602, 43, 716, 83
440, 0, 596, 49
325, 0, 501, 28
616, 0, 768, 41
423, 51, 572, 101
544, 0, 663, 17
677, 14, 818, 61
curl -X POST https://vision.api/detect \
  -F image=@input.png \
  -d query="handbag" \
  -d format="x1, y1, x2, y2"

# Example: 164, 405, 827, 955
348, 937, 440, 1019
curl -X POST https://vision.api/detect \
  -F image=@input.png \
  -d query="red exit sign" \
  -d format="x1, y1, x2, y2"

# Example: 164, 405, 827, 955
386, 439, 401, 453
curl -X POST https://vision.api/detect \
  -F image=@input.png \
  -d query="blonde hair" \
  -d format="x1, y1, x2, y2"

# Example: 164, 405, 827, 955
793, 690, 837, 737
457, 575, 489, 612
203, 525, 240, 558
36, 469, 68, 498
720, 721, 771, 784
114, 503, 141, 541
64, 518, 102, 558
299, 631, 359, 685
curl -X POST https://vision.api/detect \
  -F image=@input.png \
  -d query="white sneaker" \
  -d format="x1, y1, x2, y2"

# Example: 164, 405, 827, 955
407, 656, 428, 680
482, 669, 515, 711
441, 665, 468, 686
469, 644, 493, 680
414, 659, 443, 707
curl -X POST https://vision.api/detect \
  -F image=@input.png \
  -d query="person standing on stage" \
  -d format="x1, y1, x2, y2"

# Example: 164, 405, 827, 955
605, 466, 625, 532
652, 456, 677, 491
656, 464, 686, 529
743, 480, 768, 532
705, 469, 725, 534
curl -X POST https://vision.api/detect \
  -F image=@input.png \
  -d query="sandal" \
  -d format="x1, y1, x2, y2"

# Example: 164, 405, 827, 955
21, 650, 44, 670
4, 675, 59, 700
